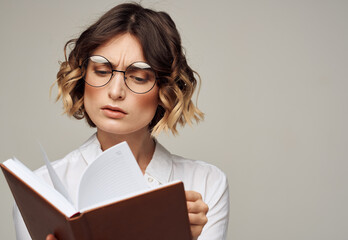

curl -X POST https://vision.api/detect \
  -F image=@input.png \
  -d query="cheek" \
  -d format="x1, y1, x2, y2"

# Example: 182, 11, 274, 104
84, 85, 100, 99
84, 85, 103, 107
133, 88, 159, 115
83, 85, 105, 120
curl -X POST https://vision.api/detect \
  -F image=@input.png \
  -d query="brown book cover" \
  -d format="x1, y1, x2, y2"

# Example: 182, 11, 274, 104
1, 163, 192, 240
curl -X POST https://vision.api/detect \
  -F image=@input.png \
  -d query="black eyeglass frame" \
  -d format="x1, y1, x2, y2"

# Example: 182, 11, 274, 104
79, 55, 158, 94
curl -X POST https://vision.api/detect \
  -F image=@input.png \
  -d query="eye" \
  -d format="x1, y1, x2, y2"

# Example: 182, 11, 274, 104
94, 70, 111, 76
95, 70, 109, 74
128, 75, 149, 84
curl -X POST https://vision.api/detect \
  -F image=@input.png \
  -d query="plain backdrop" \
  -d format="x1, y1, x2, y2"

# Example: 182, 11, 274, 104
1, 0, 347, 239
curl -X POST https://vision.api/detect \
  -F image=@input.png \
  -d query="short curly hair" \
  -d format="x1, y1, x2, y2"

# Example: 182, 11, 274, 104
55, 3, 204, 135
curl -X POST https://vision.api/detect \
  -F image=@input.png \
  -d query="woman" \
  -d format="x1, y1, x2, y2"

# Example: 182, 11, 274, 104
13, 3, 229, 240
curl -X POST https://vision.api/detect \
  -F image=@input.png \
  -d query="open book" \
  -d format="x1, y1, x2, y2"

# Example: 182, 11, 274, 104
1, 142, 191, 240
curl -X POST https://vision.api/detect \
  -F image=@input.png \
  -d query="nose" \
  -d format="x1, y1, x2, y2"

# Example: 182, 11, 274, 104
107, 71, 126, 100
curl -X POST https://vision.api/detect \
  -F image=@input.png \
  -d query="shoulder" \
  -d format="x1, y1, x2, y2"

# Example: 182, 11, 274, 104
171, 153, 227, 182
159, 144, 228, 201
156, 142, 226, 178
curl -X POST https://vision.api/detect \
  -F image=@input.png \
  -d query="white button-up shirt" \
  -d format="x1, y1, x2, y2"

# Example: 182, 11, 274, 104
13, 134, 229, 239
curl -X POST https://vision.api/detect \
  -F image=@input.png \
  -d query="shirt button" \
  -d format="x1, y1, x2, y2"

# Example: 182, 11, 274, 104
148, 177, 154, 183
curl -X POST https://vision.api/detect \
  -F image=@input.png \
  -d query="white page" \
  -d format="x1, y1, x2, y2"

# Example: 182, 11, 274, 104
39, 143, 73, 204
77, 141, 149, 210
3, 158, 77, 217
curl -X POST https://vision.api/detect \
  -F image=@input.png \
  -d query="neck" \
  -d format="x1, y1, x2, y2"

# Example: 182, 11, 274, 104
96, 127, 155, 174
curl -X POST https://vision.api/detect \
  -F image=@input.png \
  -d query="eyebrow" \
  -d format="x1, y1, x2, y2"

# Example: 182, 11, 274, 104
92, 55, 149, 69
111, 61, 150, 70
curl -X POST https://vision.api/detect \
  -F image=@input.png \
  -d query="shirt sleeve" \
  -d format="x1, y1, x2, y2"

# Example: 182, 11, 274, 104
198, 167, 230, 240
13, 203, 32, 240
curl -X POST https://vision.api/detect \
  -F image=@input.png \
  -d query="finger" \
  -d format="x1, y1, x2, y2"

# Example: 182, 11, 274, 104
190, 224, 204, 239
187, 200, 209, 214
185, 191, 202, 201
46, 234, 57, 240
188, 212, 208, 225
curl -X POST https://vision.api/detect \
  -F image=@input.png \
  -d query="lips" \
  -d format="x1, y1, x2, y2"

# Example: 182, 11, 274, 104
101, 105, 127, 119
101, 105, 127, 113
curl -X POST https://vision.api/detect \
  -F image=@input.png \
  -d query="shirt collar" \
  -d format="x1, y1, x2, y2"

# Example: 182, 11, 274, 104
79, 133, 173, 184
79, 133, 103, 165
145, 141, 173, 184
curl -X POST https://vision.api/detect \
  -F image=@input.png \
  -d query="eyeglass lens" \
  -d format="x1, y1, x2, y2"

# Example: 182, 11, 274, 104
82, 55, 156, 94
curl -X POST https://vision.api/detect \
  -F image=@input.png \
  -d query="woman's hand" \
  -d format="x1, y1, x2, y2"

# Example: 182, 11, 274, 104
46, 234, 57, 240
185, 191, 209, 240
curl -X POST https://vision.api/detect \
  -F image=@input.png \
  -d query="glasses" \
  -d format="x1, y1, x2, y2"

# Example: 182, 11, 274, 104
81, 55, 157, 94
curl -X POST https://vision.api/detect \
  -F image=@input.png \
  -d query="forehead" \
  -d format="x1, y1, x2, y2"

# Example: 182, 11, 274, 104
91, 33, 146, 66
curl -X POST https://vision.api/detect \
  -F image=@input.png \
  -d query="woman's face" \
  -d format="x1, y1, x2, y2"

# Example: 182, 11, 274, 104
84, 33, 159, 136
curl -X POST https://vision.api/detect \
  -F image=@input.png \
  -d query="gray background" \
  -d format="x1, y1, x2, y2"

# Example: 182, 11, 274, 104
1, 0, 347, 239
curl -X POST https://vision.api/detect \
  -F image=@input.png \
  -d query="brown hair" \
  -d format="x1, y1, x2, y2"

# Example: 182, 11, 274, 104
55, 2, 203, 135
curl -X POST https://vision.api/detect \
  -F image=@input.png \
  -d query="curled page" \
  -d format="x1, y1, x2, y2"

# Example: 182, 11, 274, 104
38, 142, 74, 204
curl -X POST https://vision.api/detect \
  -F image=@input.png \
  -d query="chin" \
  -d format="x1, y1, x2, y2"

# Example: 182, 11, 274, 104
96, 120, 150, 136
